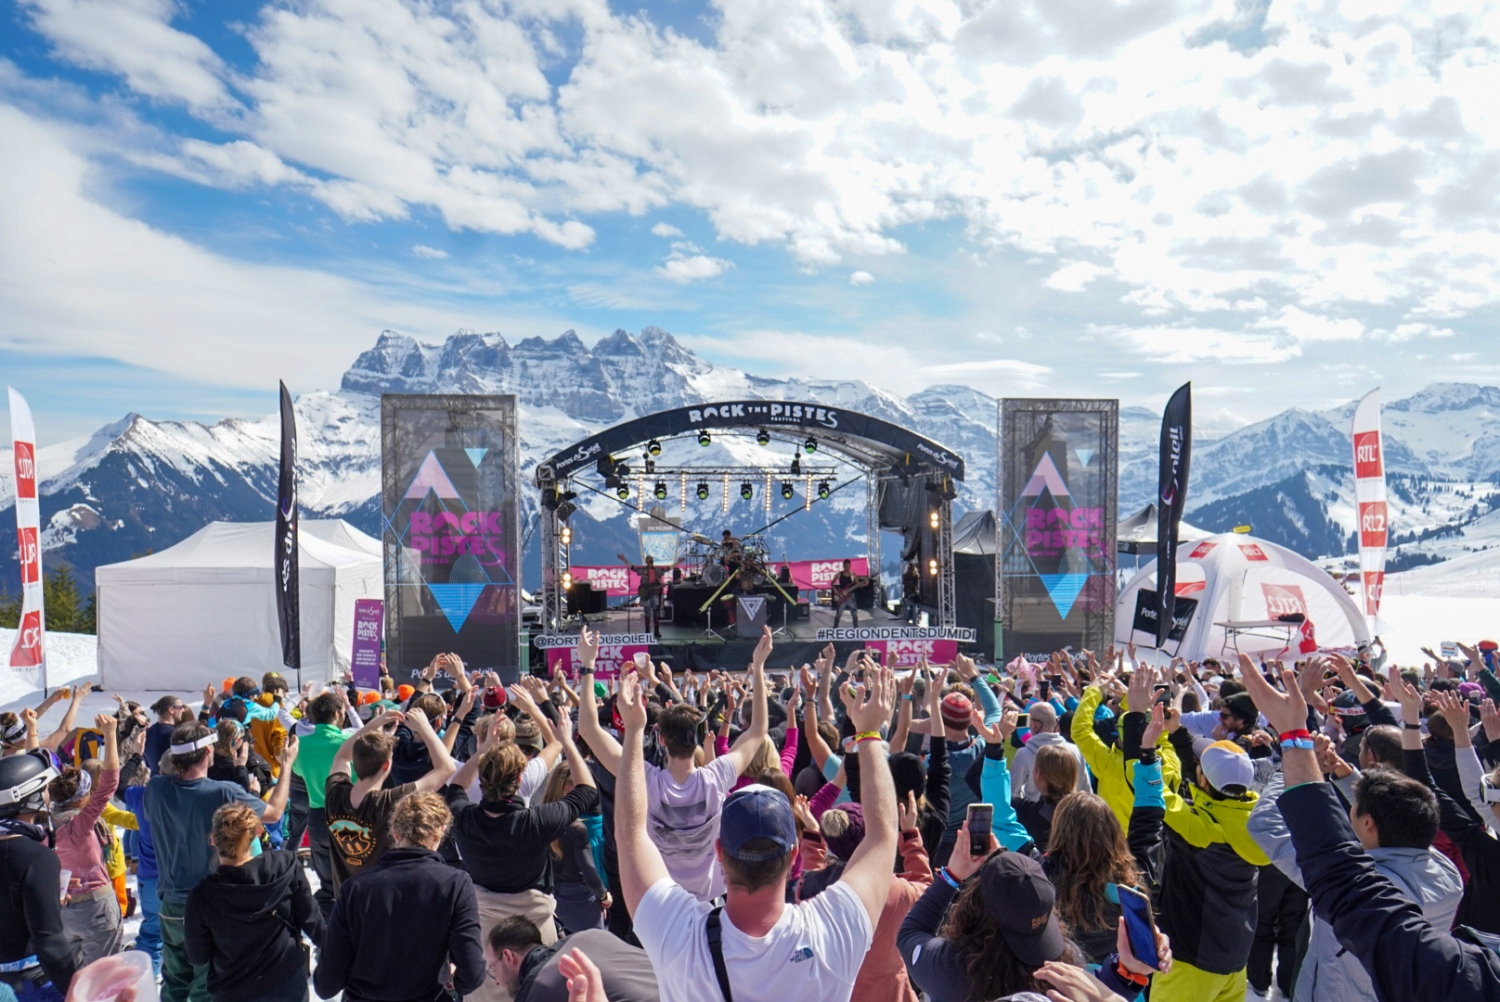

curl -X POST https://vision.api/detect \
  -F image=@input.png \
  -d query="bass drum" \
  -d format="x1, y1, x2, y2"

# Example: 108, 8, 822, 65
702, 562, 727, 586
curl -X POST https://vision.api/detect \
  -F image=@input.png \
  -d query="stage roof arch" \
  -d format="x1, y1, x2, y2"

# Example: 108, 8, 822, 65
536, 400, 966, 484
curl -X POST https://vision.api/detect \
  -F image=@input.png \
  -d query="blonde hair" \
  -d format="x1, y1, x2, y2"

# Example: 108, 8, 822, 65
744, 737, 778, 777
474, 714, 515, 748
390, 791, 451, 848
1033, 744, 1079, 802
212, 803, 261, 860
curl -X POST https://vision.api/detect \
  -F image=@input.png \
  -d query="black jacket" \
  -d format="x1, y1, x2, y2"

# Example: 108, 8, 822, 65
515, 929, 660, 1002
314, 847, 485, 1002
0, 828, 76, 991
184, 850, 324, 1002
1403, 747, 1500, 935
1282, 779, 1500, 1002
441, 784, 598, 894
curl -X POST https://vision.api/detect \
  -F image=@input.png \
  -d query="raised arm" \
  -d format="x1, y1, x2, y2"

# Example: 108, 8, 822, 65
42, 683, 90, 752
575, 628, 624, 776
261, 733, 300, 824
892, 671, 914, 751
406, 708, 459, 794
331, 710, 401, 778
837, 667, 899, 930
616, 673, 670, 916
725, 627, 772, 776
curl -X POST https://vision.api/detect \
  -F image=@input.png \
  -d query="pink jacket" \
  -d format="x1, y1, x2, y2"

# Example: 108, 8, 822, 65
54, 768, 118, 894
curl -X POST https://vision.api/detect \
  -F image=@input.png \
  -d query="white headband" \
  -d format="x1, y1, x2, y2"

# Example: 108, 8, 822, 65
169, 733, 217, 755
1, 720, 25, 743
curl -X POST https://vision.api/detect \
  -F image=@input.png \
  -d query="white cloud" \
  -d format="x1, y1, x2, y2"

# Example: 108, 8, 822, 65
1115, 327, 1297, 365
0, 103, 511, 389
411, 244, 448, 259
17, 0, 236, 112
656, 253, 733, 283
849, 270, 875, 286
17, 0, 1500, 353
1044, 261, 1110, 292
923, 358, 1051, 388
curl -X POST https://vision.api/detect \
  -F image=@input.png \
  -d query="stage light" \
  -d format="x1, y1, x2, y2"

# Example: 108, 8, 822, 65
559, 525, 572, 544
756, 429, 770, 447
740, 481, 754, 501
696, 481, 710, 501
926, 477, 958, 502
654, 481, 668, 500
616, 484, 631, 500
804, 437, 818, 454
929, 510, 940, 529
698, 431, 712, 447
615, 462, 631, 478
647, 439, 661, 456
561, 570, 574, 590
817, 481, 830, 500
781, 482, 795, 500
790, 456, 801, 476
928, 558, 938, 577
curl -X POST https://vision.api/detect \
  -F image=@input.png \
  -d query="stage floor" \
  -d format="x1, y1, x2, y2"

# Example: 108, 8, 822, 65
564, 598, 912, 644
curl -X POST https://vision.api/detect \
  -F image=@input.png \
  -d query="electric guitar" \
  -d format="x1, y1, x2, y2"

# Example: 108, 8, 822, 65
831, 573, 871, 606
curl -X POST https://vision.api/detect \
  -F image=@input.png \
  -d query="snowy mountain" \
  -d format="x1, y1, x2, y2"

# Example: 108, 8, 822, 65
2, 328, 1496, 593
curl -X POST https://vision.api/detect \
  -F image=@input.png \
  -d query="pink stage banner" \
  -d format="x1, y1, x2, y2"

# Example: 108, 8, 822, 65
546, 642, 650, 681
570, 557, 870, 597
866, 637, 959, 669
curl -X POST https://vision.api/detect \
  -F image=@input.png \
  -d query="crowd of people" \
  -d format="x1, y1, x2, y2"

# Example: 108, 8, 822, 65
6, 630, 1500, 1001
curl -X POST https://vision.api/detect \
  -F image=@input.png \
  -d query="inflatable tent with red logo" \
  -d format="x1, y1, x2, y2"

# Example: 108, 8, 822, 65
1115, 532, 1371, 661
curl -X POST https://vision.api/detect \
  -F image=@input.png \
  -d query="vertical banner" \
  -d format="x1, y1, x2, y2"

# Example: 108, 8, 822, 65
997, 399, 1119, 657
1155, 383, 1192, 648
349, 598, 384, 689
275, 381, 301, 673
8, 389, 44, 682
1352, 389, 1387, 622
381, 395, 520, 676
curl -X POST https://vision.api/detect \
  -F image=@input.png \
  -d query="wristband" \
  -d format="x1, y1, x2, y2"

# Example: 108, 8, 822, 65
853, 730, 883, 744
936, 867, 961, 890
1404, 723, 1421, 730
1113, 957, 1151, 988
1279, 728, 1314, 751
1277, 729, 1311, 743
579, 665, 595, 674
901, 693, 913, 700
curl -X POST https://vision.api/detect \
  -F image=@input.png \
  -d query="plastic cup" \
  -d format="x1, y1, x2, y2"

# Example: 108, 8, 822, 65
69, 949, 157, 1001
58, 869, 71, 903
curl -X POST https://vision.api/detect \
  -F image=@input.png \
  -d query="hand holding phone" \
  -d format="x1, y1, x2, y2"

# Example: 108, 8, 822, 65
1116, 885, 1161, 971
966, 803, 993, 858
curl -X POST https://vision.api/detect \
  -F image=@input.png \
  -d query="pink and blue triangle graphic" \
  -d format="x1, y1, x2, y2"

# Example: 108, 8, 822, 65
426, 583, 491, 633
1039, 574, 1089, 619
1022, 454, 1071, 498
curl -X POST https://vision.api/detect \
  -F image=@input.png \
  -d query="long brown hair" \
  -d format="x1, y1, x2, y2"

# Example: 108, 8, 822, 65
937, 878, 1084, 997
1045, 792, 1140, 934
539, 761, 574, 860
1033, 744, 1078, 804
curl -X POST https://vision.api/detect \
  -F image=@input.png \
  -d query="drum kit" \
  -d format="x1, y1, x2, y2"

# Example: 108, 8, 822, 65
685, 532, 770, 586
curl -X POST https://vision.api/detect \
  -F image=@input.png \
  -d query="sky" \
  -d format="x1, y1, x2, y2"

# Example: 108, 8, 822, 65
4, 0, 1500, 445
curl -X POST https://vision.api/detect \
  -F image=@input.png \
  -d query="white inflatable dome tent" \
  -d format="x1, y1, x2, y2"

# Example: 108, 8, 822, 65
95, 520, 382, 690
1116, 532, 1370, 662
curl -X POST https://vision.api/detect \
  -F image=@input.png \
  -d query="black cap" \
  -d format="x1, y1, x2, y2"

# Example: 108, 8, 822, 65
978, 853, 1065, 967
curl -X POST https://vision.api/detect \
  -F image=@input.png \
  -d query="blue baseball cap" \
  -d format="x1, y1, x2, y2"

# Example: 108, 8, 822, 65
719, 785, 797, 862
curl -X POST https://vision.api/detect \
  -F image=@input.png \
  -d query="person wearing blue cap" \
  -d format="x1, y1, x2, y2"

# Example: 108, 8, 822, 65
616, 667, 901, 1002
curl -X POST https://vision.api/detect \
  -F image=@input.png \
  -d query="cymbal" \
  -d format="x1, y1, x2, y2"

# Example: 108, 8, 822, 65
689, 533, 713, 545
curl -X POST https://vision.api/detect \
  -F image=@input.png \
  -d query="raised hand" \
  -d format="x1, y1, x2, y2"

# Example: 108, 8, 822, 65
970, 705, 1004, 744
203, 683, 217, 708
953, 652, 978, 682
94, 712, 118, 736
576, 627, 600, 669
845, 667, 896, 735
1126, 663, 1152, 713
898, 790, 920, 832
1237, 659, 1308, 736
278, 732, 299, 768
1482, 699, 1500, 743
792, 794, 819, 832
1141, 703, 1166, 748
1434, 690, 1473, 737
751, 625, 773, 668
618, 673, 647, 732
1394, 679, 1424, 726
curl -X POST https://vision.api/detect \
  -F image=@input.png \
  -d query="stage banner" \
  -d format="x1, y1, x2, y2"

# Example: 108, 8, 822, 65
350, 598, 384, 689
381, 395, 521, 676
1155, 383, 1192, 648
997, 399, 1119, 658
866, 638, 960, 668
544, 638, 651, 681
7, 388, 44, 680
572, 557, 869, 596
275, 381, 301, 672
1352, 389, 1387, 621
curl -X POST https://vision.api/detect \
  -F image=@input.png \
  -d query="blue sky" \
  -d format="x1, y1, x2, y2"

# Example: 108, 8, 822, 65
4, 0, 1500, 445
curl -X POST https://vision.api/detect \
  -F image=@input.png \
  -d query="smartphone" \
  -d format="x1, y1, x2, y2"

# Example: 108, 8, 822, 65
1038, 680, 1051, 699
1015, 713, 1029, 728
1116, 885, 1161, 970
633, 652, 649, 670
967, 803, 993, 858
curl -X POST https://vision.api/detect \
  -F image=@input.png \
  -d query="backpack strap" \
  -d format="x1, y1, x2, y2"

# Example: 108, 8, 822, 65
705, 906, 734, 1002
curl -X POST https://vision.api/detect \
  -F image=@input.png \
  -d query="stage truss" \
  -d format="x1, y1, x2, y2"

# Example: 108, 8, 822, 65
535, 407, 966, 638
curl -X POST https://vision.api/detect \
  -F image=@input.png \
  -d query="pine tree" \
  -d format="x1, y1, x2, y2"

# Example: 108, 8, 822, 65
80, 591, 97, 636
42, 566, 81, 634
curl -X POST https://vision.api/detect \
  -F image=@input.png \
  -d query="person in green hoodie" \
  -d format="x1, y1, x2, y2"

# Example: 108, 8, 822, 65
184, 803, 324, 1002
290, 691, 353, 919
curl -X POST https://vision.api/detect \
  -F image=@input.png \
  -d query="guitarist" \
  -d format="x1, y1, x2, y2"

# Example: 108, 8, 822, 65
830, 559, 871, 627
617, 553, 667, 637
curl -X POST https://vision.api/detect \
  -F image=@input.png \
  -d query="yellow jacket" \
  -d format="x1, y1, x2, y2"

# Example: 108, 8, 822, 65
1071, 686, 1182, 831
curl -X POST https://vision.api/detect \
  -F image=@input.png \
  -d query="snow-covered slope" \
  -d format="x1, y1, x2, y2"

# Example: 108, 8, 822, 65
5, 327, 1497, 591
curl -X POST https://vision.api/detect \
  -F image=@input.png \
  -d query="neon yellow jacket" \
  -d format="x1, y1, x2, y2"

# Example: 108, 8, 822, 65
1071, 686, 1182, 831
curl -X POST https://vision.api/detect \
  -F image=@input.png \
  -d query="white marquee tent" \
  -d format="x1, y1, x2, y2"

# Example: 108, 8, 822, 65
1116, 531, 1371, 662
95, 520, 382, 690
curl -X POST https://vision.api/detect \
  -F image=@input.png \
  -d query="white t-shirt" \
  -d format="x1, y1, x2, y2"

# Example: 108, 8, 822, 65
635, 877, 873, 1002
466, 753, 550, 805
643, 756, 739, 901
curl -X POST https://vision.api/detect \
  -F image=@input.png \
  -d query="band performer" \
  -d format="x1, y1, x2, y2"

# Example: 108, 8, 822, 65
830, 559, 870, 627
617, 553, 667, 637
